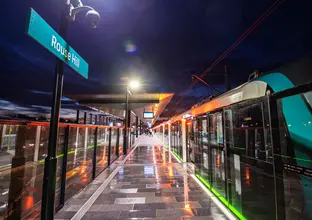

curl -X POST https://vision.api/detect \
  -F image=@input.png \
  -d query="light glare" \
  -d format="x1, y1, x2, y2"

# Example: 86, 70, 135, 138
129, 80, 140, 89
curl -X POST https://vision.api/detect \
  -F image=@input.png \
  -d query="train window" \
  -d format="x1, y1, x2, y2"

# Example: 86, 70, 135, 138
224, 109, 234, 149
202, 117, 208, 144
232, 103, 265, 159
203, 152, 208, 169
193, 120, 197, 132
217, 113, 223, 144
208, 114, 215, 145
208, 112, 223, 146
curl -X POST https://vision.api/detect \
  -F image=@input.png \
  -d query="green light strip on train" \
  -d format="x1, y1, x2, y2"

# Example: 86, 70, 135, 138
233, 147, 246, 151
273, 154, 291, 159
163, 143, 183, 162
232, 147, 312, 163
293, 157, 312, 163
195, 174, 247, 220
172, 151, 183, 162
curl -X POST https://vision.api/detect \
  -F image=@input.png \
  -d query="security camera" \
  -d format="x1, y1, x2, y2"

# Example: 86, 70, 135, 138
85, 10, 100, 28
69, 4, 100, 28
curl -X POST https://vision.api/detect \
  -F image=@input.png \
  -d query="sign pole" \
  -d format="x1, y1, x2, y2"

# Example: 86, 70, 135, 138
123, 85, 129, 155
41, 5, 69, 220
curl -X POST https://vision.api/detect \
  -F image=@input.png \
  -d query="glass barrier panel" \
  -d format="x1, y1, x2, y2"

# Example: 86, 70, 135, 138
95, 128, 109, 176
119, 129, 124, 155
110, 128, 117, 163
0, 124, 65, 219
64, 127, 93, 202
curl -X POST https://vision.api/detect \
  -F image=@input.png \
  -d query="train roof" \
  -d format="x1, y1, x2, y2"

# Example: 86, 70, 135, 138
169, 80, 267, 123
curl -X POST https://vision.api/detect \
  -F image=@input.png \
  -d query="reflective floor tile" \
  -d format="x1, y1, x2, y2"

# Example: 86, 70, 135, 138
191, 207, 224, 217
145, 196, 177, 204
94, 194, 127, 204
161, 188, 188, 193
126, 192, 156, 198
115, 188, 139, 194
89, 204, 134, 212
167, 202, 202, 209
54, 211, 77, 219
115, 197, 146, 204
175, 196, 208, 203
133, 203, 168, 211
58, 143, 229, 220
121, 184, 148, 189
64, 205, 83, 212
138, 188, 159, 193
119, 210, 157, 218
82, 211, 120, 220
156, 208, 194, 218
146, 184, 173, 189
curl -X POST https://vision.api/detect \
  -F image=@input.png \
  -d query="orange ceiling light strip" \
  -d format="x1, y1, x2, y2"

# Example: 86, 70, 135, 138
28, 121, 121, 129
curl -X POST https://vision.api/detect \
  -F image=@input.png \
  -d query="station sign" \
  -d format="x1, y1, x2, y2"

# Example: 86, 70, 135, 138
143, 112, 154, 119
26, 8, 88, 79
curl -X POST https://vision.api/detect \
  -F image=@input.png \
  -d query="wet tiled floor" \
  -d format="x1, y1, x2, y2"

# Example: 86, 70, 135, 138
55, 136, 228, 220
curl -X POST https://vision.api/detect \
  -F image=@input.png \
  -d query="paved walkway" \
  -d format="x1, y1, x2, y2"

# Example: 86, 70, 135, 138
55, 136, 229, 220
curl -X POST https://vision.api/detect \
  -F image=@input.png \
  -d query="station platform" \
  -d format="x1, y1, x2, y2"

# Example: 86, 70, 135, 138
55, 135, 232, 220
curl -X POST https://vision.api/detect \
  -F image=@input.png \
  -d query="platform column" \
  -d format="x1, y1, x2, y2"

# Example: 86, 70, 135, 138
76, 110, 79, 123
135, 116, 139, 138
162, 124, 165, 143
182, 119, 187, 162
168, 124, 171, 151
168, 123, 171, 163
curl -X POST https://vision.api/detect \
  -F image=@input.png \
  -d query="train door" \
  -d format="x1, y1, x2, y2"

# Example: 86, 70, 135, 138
186, 119, 194, 163
227, 98, 275, 220
198, 115, 209, 181
224, 108, 235, 206
196, 117, 202, 166
192, 118, 197, 164
172, 122, 176, 154
177, 121, 183, 159
208, 111, 227, 199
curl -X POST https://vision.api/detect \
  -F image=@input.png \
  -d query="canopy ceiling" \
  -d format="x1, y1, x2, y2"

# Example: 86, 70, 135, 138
68, 93, 174, 125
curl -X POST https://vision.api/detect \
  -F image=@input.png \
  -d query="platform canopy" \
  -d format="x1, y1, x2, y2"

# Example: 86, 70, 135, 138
68, 93, 174, 125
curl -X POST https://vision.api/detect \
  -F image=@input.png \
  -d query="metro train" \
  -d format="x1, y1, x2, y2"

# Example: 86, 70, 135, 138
155, 58, 312, 220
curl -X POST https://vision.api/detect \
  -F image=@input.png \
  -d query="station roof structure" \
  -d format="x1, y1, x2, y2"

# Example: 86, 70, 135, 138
68, 93, 174, 125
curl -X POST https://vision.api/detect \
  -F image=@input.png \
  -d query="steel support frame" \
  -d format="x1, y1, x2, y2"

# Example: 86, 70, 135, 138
41, 4, 69, 219
123, 86, 129, 155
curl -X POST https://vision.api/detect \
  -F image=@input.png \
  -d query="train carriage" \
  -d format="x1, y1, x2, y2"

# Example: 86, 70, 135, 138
155, 58, 312, 220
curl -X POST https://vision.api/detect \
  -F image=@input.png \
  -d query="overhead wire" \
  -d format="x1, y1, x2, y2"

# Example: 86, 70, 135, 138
177, 0, 286, 104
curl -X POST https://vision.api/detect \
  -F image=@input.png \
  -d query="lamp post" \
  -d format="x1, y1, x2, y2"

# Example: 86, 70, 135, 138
41, 1, 100, 220
123, 80, 140, 154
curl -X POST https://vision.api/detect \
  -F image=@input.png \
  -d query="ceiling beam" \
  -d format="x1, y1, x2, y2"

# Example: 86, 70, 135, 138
79, 99, 159, 104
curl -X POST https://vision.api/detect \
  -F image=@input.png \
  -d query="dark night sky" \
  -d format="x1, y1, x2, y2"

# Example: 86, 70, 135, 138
1, 0, 312, 118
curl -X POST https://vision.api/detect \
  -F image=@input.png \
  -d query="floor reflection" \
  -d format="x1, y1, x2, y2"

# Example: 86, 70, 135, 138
76, 145, 228, 220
